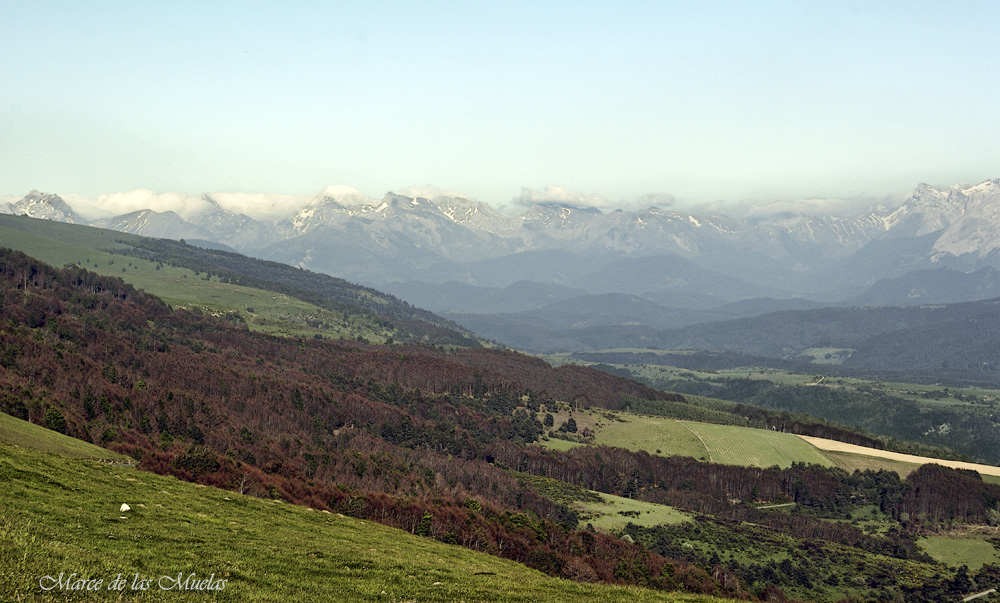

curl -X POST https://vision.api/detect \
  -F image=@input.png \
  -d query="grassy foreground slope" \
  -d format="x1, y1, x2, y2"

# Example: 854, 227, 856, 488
0, 429, 730, 603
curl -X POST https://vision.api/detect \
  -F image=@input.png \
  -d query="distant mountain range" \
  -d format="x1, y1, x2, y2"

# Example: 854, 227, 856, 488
5, 179, 1000, 351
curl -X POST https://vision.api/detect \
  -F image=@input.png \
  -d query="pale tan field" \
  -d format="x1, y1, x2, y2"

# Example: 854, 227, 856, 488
796, 435, 1000, 477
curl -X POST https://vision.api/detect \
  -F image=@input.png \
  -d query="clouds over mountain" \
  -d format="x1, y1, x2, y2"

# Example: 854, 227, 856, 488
508, 186, 686, 214
695, 192, 910, 221
4, 178, 1000, 319
396, 184, 472, 202
72, 189, 319, 222
510, 186, 610, 211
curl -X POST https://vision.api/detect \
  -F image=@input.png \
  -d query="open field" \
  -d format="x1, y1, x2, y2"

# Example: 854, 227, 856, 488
0, 420, 731, 603
678, 421, 834, 468
920, 533, 1000, 570
550, 351, 1000, 466
596, 415, 709, 460
543, 408, 1000, 481
575, 492, 692, 531
820, 450, 922, 477
541, 406, 834, 469
797, 435, 1000, 478
540, 437, 583, 452
555, 350, 1000, 410
664, 363, 1000, 410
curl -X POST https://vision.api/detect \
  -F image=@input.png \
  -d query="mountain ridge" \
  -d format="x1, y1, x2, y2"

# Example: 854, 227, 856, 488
6, 179, 1000, 337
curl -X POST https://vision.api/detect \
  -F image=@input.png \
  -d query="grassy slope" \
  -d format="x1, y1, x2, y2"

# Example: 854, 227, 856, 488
0, 416, 731, 603
0, 221, 393, 342
0, 412, 132, 463
542, 409, 833, 470
920, 534, 1000, 571
541, 408, 1000, 484
598, 416, 709, 461
820, 450, 922, 477
512, 469, 693, 533
677, 422, 834, 469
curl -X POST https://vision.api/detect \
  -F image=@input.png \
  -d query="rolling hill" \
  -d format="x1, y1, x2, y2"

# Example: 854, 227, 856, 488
611, 297, 1000, 385
0, 214, 479, 347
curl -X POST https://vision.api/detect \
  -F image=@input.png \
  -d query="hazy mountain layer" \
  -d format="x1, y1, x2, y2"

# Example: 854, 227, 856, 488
6, 179, 1000, 351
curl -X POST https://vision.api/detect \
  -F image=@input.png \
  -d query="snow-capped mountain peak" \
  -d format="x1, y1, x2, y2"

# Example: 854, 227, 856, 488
7, 190, 81, 223
6, 179, 1000, 299
961, 178, 1000, 200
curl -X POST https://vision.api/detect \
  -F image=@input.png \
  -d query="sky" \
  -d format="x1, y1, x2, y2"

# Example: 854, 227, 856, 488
2, 1, 998, 211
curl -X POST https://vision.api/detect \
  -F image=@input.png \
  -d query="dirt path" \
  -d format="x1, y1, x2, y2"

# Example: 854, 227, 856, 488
756, 502, 796, 510
678, 421, 713, 462
796, 434, 1000, 477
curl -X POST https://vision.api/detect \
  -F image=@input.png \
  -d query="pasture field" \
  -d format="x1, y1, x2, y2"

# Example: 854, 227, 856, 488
920, 534, 1000, 570
678, 421, 835, 468
539, 408, 836, 470
561, 349, 1000, 411
797, 435, 1000, 478
820, 450, 922, 477
0, 411, 133, 463
539, 437, 583, 452
576, 492, 692, 531
0, 417, 731, 603
591, 415, 709, 460
540, 407, 1000, 482
666, 364, 1000, 410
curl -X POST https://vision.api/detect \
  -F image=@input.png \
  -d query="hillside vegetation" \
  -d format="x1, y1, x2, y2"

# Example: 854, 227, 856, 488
538, 406, 1000, 480
0, 437, 729, 603
563, 351, 1000, 464
0, 214, 479, 346
4, 248, 1000, 601
640, 300, 1000, 385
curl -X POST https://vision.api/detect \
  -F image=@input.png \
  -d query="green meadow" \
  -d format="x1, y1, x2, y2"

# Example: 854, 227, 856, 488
0, 412, 133, 463
576, 493, 692, 532
676, 421, 834, 469
594, 416, 708, 461
919, 534, 1000, 571
543, 408, 835, 470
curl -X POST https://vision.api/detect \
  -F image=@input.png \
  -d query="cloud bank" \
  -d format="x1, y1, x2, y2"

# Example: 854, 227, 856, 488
510, 186, 610, 211
715, 195, 904, 220
67, 188, 373, 222
395, 184, 472, 202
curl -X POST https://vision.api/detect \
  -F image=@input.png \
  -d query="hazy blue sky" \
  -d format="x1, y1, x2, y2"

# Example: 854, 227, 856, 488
3, 1, 998, 208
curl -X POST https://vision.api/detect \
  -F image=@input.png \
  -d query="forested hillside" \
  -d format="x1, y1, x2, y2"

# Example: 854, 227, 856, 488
0, 214, 480, 347
2, 248, 998, 601
648, 300, 1000, 383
